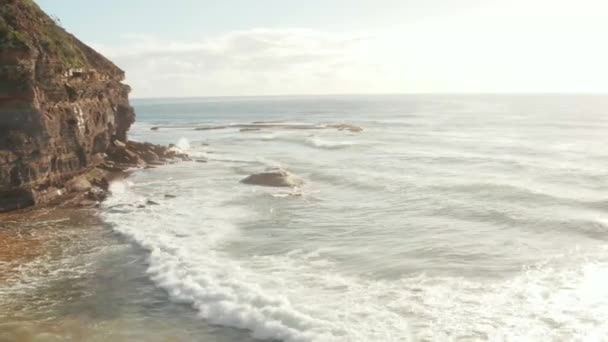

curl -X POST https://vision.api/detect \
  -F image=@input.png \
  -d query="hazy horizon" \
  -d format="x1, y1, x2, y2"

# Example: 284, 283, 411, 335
130, 92, 608, 101
36, 0, 608, 98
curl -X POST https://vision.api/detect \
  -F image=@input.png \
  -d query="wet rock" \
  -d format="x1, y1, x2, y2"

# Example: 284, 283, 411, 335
66, 176, 92, 193
0, 189, 35, 212
104, 140, 191, 170
77, 199, 99, 208
328, 124, 363, 132
98, 162, 124, 172
240, 168, 303, 188
113, 140, 127, 149
141, 150, 160, 163
106, 141, 146, 167
146, 200, 160, 206
87, 187, 107, 202
195, 125, 230, 131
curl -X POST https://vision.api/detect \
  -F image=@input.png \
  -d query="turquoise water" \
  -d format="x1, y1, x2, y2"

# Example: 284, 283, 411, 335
2, 95, 608, 341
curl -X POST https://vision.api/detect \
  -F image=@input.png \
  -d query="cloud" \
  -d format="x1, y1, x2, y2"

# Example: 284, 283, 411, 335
94, 29, 392, 98
93, 2, 608, 99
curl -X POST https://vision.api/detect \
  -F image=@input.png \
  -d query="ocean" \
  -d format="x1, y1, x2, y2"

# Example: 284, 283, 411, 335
2, 94, 608, 341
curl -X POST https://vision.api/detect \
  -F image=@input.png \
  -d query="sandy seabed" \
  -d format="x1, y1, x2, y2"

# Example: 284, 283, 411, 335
0, 206, 246, 342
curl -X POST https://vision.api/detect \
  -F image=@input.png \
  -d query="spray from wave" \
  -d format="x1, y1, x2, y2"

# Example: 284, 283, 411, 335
305, 136, 357, 149
101, 173, 416, 342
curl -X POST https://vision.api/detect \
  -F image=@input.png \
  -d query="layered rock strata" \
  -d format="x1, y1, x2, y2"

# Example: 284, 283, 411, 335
0, 0, 185, 212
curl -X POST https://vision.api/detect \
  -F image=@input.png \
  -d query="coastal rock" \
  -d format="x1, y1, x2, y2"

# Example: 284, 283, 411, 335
0, 0, 135, 211
240, 168, 303, 188
156, 122, 364, 134
86, 186, 107, 202
0, 1, 201, 212
106, 141, 146, 168
328, 124, 363, 132
66, 175, 92, 192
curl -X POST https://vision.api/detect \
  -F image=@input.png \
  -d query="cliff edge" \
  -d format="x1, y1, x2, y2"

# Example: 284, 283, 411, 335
0, 0, 183, 212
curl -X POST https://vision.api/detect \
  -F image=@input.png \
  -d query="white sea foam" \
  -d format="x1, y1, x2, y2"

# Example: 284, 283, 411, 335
101, 164, 608, 341
101, 171, 418, 341
240, 129, 358, 150
176, 137, 191, 151
107, 96, 608, 341
304, 137, 356, 149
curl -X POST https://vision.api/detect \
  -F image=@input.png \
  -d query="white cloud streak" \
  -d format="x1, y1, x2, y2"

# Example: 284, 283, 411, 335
94, 0, 608, 97
95, 29, 395, 97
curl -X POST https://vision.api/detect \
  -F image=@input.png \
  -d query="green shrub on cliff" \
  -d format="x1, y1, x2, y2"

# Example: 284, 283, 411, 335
40, 26, 85, 67
0, 0, 84, 67
0, 12, 28, 49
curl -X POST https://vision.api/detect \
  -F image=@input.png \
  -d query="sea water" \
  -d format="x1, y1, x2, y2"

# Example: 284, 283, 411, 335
2, 95, 608, 341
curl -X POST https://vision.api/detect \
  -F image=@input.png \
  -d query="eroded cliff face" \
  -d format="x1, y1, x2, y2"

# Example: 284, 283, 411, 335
0, 0, 135, 211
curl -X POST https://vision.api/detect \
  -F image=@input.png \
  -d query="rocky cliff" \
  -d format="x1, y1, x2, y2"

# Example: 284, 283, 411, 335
0, 0, 158, 212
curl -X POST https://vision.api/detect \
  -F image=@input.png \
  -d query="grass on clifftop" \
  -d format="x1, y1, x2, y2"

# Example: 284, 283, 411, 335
0, 0, 85, 67
0, 15, 28, 49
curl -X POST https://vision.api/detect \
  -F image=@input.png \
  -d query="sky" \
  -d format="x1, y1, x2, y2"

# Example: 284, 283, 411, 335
36, 0, 608, 98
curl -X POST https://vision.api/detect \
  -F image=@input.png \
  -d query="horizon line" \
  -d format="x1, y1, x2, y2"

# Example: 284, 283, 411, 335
131, 92, 608, 101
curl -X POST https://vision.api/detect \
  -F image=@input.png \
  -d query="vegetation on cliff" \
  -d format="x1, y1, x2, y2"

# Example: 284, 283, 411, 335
0, 0, 85, 67
0, 0, 127, 76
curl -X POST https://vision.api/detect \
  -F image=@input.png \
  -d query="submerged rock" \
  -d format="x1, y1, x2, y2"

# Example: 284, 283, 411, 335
328, 124, 363, 132
240, 168, 303, 188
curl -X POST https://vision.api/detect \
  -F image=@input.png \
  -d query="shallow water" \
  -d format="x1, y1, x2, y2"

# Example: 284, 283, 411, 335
2, 95, 608, 341
0, 208, 251, 341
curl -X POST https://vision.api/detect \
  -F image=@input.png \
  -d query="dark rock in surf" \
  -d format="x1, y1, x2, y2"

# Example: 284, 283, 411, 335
327, 124, 363, 132
240, 168, 303, 188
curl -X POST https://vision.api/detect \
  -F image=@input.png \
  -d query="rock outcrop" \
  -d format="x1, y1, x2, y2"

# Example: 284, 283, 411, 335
241, 168, 303, 188
327, 123, 363, 133
0, 0, 184, 212
152, 122, 364, 133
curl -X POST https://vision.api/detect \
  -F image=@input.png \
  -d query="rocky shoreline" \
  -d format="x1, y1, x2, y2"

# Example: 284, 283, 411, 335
0, 0, 181, 213
39, 140, 191, 210
0, 1, 363, 212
